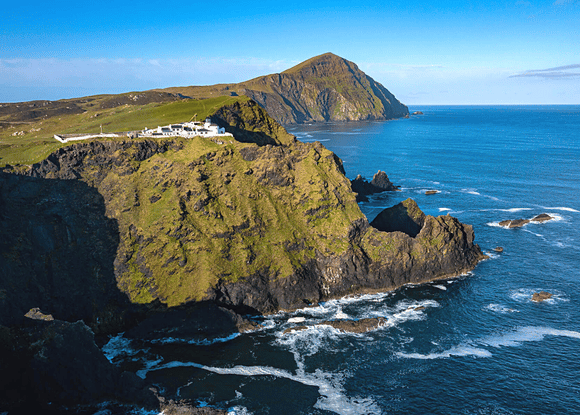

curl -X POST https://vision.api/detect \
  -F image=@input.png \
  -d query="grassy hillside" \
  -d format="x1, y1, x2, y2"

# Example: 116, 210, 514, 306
0, 95, 247, 167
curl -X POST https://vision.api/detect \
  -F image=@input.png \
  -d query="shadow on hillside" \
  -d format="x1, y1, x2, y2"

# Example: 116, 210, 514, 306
0, 172, 130, 330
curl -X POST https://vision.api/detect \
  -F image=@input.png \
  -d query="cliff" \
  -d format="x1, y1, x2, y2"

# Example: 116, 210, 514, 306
1, 100, 482, 320
0, 99, 483, 411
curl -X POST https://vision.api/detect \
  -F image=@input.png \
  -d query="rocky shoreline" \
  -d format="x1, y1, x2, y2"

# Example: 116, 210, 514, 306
0, 101, 485, 413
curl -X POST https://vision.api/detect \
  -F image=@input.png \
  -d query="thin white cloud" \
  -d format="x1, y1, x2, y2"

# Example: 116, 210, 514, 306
510, 64, 580, 78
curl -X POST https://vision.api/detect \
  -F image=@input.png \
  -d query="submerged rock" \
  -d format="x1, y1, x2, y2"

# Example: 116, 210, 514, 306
425, 190, 438, 195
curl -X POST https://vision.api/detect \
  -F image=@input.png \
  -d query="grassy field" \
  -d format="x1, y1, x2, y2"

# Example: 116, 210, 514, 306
0, 95, 247, 167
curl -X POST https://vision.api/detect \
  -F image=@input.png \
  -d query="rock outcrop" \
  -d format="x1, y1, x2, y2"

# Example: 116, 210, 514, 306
532, 292, 552, 302
499, 213, 554, 228
0, 316, 157, 412
351, 170, 399, 202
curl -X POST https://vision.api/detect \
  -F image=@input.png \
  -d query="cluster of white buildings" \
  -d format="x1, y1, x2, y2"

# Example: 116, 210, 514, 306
54, 118, 233, 143
139, 118, 233, 139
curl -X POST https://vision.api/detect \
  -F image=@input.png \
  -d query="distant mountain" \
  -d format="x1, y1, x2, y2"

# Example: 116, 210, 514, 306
164, 53, 409, 124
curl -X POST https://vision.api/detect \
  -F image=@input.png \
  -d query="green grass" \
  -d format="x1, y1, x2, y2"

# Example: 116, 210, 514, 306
0, 96, 249, 168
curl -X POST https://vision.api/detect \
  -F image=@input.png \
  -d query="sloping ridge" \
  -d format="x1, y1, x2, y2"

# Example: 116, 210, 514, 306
234, 52, 409, 124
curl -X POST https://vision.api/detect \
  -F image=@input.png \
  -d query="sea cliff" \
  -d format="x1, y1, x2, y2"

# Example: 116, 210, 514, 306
0, 99, 483, 412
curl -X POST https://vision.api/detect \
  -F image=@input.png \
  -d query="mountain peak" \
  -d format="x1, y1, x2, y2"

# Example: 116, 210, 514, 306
237, 53, 408, 124
282, 52, 350, 75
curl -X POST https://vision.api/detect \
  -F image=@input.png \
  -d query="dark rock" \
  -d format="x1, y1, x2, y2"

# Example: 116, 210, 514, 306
531, 213, 554, 223
499, 219, 530, 228
370, 198, 426, 237
532, 291, 552, 302
0, 318, 157, 412
493, 247, 504, 253
351, 170, 399, 202
412, 111, 424, 115
425, 190, 438, 195
319, 318, 386, 333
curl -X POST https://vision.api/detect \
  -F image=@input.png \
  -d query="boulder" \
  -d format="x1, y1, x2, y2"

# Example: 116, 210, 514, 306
425, 190, 438, 195
493, 247, 504, 253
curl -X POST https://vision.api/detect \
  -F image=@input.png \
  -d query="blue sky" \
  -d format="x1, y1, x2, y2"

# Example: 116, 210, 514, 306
1, 0, 579, 104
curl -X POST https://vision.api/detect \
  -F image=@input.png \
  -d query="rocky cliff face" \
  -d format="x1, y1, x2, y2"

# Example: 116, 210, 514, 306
232, 53, 409, 124
0, 99, 484, 411
1, 100, 482, 319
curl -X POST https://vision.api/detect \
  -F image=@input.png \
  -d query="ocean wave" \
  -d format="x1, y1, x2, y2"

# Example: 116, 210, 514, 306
439, 208, 452, 212
498, 208, 533, 213
541, 206, 580, 213
485, 304, 518, 314
148, 332, 240, 346
398, 326, 580, 360
433, 285, 447, 291
140, 357, 381, 415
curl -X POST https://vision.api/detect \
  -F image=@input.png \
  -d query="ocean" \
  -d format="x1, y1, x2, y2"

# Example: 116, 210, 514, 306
104, 106, 580, 414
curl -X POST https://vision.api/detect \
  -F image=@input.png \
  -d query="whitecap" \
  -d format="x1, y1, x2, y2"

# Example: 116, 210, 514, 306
227, 406, 253, 415
142, 356, 381, 415
498, 208, 533, 213
433, 285, 447, 291
398, 326, 580, 360
541, 206, 580, 213
485, 304, 518, 314
288, 317, 306, 323
334, 307, 349, 319
462, 189, 480, 195
149, 333, 240, 346
439, 208, 452, 212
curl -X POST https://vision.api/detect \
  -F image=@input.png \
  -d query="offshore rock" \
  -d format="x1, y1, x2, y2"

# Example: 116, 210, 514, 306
319, 318, 386, 333
351, 170, 399, 202
532, 292, 552, 302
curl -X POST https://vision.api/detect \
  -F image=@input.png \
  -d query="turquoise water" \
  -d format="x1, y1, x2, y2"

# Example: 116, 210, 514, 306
106, 106, 580, 414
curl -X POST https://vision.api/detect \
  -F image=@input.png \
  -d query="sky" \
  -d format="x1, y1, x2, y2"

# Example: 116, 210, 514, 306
1, 0, 579, 105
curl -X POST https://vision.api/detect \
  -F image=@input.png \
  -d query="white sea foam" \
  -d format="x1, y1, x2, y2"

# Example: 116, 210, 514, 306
485, 304, 518, 314
102, 333, 141, 363
149, 333, 240, 346
398, 326, 580, 360
498, 208, 533, 213
541, 206, 580, 213
227, 406, 253, 415
509, 288, 568, 304
334, 307, 350, 319
288, 317, 306, 323
141, 356, 381, 415
434, 285, 447, 291
462, 189, 480, 195
439, 208, 452, 212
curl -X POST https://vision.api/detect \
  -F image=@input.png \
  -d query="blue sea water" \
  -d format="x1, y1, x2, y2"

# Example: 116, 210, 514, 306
105, 106, 580, 414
